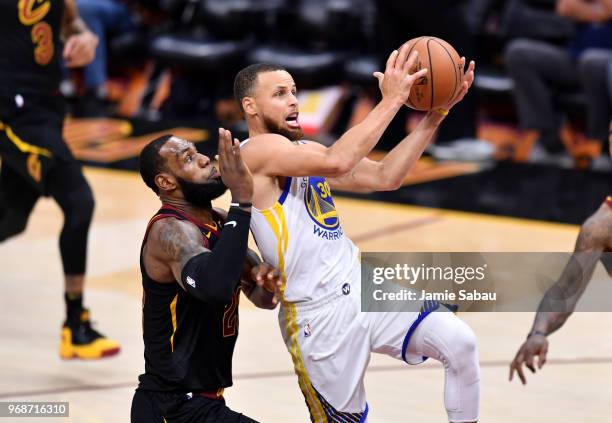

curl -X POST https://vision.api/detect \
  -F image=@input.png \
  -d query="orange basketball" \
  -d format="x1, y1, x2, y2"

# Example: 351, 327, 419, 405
402, 36, 463, 111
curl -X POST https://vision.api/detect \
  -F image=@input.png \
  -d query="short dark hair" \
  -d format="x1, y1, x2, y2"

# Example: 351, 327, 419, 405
139, 134, 173, 194
234, 63, 286, 110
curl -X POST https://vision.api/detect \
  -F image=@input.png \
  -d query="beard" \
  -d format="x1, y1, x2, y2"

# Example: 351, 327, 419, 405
262, 114, 303, 141
177, 176, 227, 208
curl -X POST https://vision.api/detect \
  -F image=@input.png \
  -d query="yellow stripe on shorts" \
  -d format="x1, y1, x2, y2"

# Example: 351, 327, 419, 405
261, 203, 328, 422
0, 121, 52, 157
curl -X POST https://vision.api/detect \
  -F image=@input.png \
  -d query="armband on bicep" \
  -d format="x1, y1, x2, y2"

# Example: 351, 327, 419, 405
181, 251, 212, 297
180, 251, 239, 304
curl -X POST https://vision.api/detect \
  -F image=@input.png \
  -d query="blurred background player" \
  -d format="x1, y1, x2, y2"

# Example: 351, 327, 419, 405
505, 0, 612, 164
236, 44, 481, 422
0, 0, 119, 359
509, 125, 612, 384
132, 129, 281, 422
71, 0, 136, 115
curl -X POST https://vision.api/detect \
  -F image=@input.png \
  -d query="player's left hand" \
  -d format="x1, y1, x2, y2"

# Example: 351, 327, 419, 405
509, 333, 549, 385
442, 58, 475, 111
63, 31, 98, 68
250, 263, 283, 304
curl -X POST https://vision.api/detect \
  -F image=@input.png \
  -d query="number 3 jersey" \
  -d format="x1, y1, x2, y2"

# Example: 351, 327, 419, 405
0, 0, 64, 93
137, 206, 240, 392
250, 174, 359, 303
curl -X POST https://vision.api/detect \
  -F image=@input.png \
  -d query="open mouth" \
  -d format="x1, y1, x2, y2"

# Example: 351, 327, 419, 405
209, 167, 219, 179
285, 112, 300, 129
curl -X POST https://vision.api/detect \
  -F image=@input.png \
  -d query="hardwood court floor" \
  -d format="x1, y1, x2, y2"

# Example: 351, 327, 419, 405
0, 168, 610, 422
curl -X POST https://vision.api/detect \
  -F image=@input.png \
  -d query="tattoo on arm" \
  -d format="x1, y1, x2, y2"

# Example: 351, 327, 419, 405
532, 214, 608, 335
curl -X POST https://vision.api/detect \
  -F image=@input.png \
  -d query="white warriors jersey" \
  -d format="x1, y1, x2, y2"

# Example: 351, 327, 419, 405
243, 140, 359, 303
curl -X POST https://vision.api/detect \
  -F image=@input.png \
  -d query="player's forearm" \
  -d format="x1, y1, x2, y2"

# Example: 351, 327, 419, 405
247, 286, 278, 309
242, 250, 279, 309
181, 208, 251, 304
531, 311, 572, 336
327, 97, 403, 173
531, 250, 600, 335
62, 0, 91, 38
63, 17, 90, 37
376, 110, 445, 189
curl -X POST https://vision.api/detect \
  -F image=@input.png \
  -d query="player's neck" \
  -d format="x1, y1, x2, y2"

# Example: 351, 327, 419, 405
248, 127, 264, 139
160, 197, 214, 224
246, 117, 267, 138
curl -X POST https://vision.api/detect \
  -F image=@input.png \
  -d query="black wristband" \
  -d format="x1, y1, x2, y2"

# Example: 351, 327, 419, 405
527, 330, 547, 339
226, 206, 252, 219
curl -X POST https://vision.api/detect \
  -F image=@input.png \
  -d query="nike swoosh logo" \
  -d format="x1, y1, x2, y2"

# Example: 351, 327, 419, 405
224, 221, 237, 228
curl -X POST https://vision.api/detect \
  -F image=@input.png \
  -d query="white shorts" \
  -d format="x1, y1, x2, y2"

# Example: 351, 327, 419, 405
278, 265, 445, 422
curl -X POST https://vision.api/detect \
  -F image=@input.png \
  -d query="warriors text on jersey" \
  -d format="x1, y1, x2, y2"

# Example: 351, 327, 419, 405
249, 170, 359, 303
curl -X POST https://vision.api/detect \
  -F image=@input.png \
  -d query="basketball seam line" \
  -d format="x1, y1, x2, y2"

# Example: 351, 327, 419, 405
432, 38, 459, 104
427, 38, 435, 110
404, 36, 425, 109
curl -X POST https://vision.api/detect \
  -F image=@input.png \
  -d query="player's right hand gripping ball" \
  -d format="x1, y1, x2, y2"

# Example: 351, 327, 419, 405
403, 36, 463, 111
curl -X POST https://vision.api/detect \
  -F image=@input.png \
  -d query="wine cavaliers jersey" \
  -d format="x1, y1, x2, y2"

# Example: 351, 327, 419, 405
137, 205, 240, 393
0, 0, 64, 94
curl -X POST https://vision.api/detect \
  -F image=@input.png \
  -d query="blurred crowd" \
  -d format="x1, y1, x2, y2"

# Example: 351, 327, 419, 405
65, 0, 612, 168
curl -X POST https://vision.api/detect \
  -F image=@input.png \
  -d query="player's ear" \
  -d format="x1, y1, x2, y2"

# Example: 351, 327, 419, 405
155, 172, 177, 193
242, 96, 257, 117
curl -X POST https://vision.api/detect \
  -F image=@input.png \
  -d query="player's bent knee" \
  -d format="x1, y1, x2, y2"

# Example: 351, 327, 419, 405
62, 183, 95, 228
445, 317, 480, 423
450, 320, 478, 372
421, 313, 480, 422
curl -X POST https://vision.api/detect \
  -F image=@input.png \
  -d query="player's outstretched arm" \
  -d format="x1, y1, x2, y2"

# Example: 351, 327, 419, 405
509, 205, 611, 384
240, 250, 283, 310
328, 60, 475, 193
242, 44, 427, 178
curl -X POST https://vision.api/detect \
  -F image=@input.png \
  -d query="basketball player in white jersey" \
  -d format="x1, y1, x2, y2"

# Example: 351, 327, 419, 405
235, 44, 480, 422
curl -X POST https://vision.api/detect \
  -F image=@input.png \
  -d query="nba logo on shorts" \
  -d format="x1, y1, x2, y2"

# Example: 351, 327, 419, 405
342, 283, 350, 295
304, 323, 312, 337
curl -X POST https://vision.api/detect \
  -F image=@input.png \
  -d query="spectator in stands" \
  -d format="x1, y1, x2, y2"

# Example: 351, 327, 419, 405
74, 0, 136, 115
505, 0, 612, 166
375, 0, 493, 160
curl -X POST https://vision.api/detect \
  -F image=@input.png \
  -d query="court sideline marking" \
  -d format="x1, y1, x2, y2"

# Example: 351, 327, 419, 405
1, 356, 611, 399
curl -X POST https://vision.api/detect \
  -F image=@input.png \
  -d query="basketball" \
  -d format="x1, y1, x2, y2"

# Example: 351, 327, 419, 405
402, 36, 463, 111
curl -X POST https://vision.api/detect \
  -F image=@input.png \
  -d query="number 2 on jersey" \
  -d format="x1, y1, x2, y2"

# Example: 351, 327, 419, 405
222, 289, 240, 337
